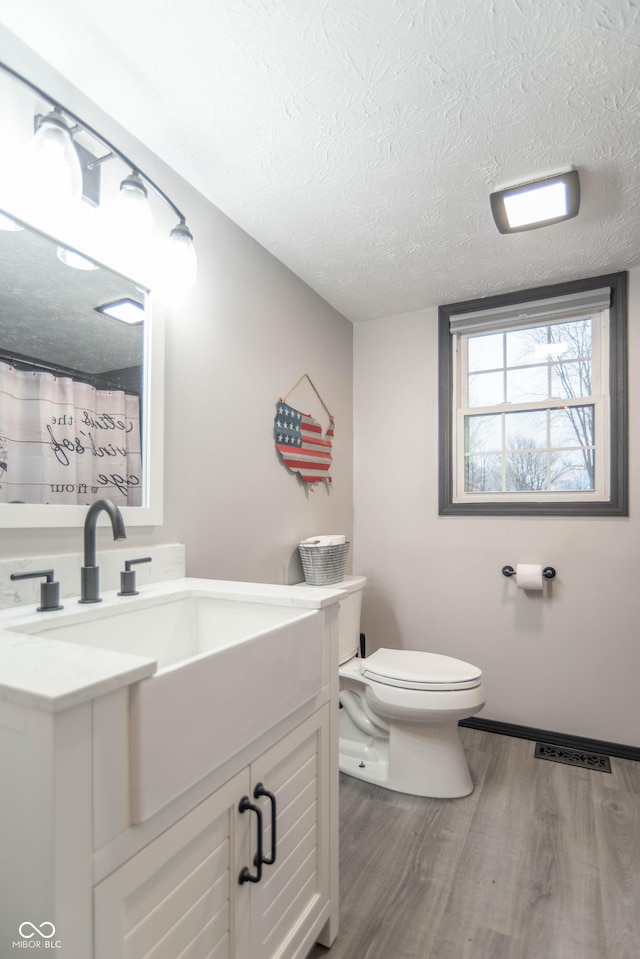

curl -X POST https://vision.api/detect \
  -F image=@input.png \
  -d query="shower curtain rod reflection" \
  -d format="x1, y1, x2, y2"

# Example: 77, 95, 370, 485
0, 350, 138, 394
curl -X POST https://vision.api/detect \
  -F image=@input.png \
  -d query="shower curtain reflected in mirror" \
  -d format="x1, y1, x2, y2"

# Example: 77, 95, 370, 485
0, 360, 141, 506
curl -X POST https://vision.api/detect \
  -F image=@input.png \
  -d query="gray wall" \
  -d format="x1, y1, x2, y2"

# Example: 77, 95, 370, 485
161, 220, 353, 584
0, 28, 354, 586
353, 267, 640, 747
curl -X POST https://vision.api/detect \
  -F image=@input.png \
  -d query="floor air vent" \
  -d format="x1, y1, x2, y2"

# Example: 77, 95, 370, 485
534, 742, 612, 773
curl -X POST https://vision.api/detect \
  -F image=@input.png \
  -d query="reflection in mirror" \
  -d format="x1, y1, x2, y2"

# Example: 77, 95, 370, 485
0, 211, 148, 509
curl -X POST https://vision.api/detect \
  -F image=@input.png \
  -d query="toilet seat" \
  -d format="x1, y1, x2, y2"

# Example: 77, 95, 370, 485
360, 648, 482, 691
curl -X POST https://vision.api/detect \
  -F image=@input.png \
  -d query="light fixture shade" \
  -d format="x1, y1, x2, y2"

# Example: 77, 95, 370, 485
168, 220, 198, 288
30, 108, 83, 202
117, 171, 154, 240
0, 212, 23, 232
57, 245, 99, 271
490, 170, 580, 233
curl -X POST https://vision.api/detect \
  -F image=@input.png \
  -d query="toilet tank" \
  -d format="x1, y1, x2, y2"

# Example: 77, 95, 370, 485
296, 574, 367, 665
336, 575, 367, 664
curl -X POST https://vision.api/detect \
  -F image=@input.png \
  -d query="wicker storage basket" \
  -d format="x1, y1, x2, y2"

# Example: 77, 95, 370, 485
298, 542, 350, 586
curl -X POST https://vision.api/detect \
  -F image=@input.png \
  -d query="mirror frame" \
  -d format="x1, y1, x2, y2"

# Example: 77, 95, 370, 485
0, 213, 164, 529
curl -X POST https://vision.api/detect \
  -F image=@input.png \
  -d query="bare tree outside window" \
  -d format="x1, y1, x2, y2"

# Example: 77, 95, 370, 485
505, 438, 549, 491
464, 318, 595, 493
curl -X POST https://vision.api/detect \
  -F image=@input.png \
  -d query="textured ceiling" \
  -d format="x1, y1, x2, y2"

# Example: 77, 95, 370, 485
1, 0, 639, 322
0, 221, 145, 374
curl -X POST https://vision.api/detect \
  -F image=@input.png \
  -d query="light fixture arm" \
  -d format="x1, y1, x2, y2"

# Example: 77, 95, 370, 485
84, 152, 115, 170
1, 58, 187, 224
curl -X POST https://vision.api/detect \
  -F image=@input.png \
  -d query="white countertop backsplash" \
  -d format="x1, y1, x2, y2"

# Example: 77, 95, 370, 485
0, 542, 186, 611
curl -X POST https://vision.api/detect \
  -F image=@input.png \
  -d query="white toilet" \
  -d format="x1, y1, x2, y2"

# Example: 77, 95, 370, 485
335, 576, 485, 798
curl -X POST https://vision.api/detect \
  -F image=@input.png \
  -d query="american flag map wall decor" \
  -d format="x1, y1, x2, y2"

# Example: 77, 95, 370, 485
274, 401, 334, 486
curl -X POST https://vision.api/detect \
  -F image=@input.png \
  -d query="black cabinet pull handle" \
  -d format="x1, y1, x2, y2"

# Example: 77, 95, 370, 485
238, 796, 263, 884
254, 782, 277, 866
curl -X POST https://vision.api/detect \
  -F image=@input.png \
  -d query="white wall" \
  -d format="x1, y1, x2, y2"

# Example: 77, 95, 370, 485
0, 28, 353, 587
354, 268, 640, 747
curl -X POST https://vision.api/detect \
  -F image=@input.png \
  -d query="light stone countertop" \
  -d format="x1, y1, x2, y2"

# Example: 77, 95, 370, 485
0, 576, 346, 712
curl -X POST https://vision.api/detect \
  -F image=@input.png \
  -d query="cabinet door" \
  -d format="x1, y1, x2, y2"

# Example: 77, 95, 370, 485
94, 770, 251, 959
250, 705, 330, 959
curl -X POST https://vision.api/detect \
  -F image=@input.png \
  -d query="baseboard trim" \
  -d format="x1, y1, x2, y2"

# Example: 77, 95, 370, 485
459, 717, 640, 763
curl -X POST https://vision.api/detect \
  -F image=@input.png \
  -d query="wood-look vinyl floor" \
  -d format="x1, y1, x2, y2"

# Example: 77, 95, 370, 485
308, 727, 640, 959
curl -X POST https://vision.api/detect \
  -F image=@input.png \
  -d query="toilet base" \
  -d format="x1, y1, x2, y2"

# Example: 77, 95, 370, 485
339, 719, 474, 799
339, 735, 389, 786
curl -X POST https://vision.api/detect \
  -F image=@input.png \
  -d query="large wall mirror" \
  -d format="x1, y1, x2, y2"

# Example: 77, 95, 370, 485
0, 210, 164, 528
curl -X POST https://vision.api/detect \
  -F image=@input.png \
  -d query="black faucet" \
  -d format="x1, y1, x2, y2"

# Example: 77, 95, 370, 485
79, 499, 127, 604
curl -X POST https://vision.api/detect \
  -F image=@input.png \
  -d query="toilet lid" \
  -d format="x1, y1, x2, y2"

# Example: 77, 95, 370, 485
360, 648, 482, 691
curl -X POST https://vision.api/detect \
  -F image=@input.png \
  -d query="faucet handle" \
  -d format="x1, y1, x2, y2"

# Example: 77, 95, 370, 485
118, 557, 152, 597
10, 569, 63, 612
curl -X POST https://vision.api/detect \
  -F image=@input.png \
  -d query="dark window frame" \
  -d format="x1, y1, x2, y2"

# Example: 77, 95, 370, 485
438, 272, 628, 516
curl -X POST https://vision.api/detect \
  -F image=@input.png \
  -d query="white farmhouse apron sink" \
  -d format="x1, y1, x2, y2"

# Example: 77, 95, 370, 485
9, 583, 325, 820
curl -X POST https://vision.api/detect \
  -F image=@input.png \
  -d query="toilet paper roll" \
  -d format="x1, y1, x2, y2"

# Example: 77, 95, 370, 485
516, 564, 544, 590
300, 534, 346, 547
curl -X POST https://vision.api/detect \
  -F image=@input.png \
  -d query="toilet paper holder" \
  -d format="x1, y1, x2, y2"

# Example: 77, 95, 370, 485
502, 565, 556, 580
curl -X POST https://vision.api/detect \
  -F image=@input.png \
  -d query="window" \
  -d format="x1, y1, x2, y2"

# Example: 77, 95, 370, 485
438, 273, 627, 515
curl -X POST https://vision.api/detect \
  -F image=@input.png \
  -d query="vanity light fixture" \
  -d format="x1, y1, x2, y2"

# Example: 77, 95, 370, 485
0, 60, 198, 288
490, 169, 580, 233
0, 211, 23, 231
117, 170, 154, 239
95, 298, 145, 325
532, 341, 569, 360
168, 220, 198, 289
30, 106, 84, 202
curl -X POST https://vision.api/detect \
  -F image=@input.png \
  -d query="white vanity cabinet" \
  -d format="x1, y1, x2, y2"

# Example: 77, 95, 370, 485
94, 706, 331, 959
249, 705, 331, 958
95, 767, 250, 959
0, 580, 341, 958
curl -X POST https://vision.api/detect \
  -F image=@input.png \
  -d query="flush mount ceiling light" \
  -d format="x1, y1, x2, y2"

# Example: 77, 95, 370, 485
490, 170, 580, 234
57, 245, 99, 271
1, 61, 198, 289
95, 298, 145, 325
